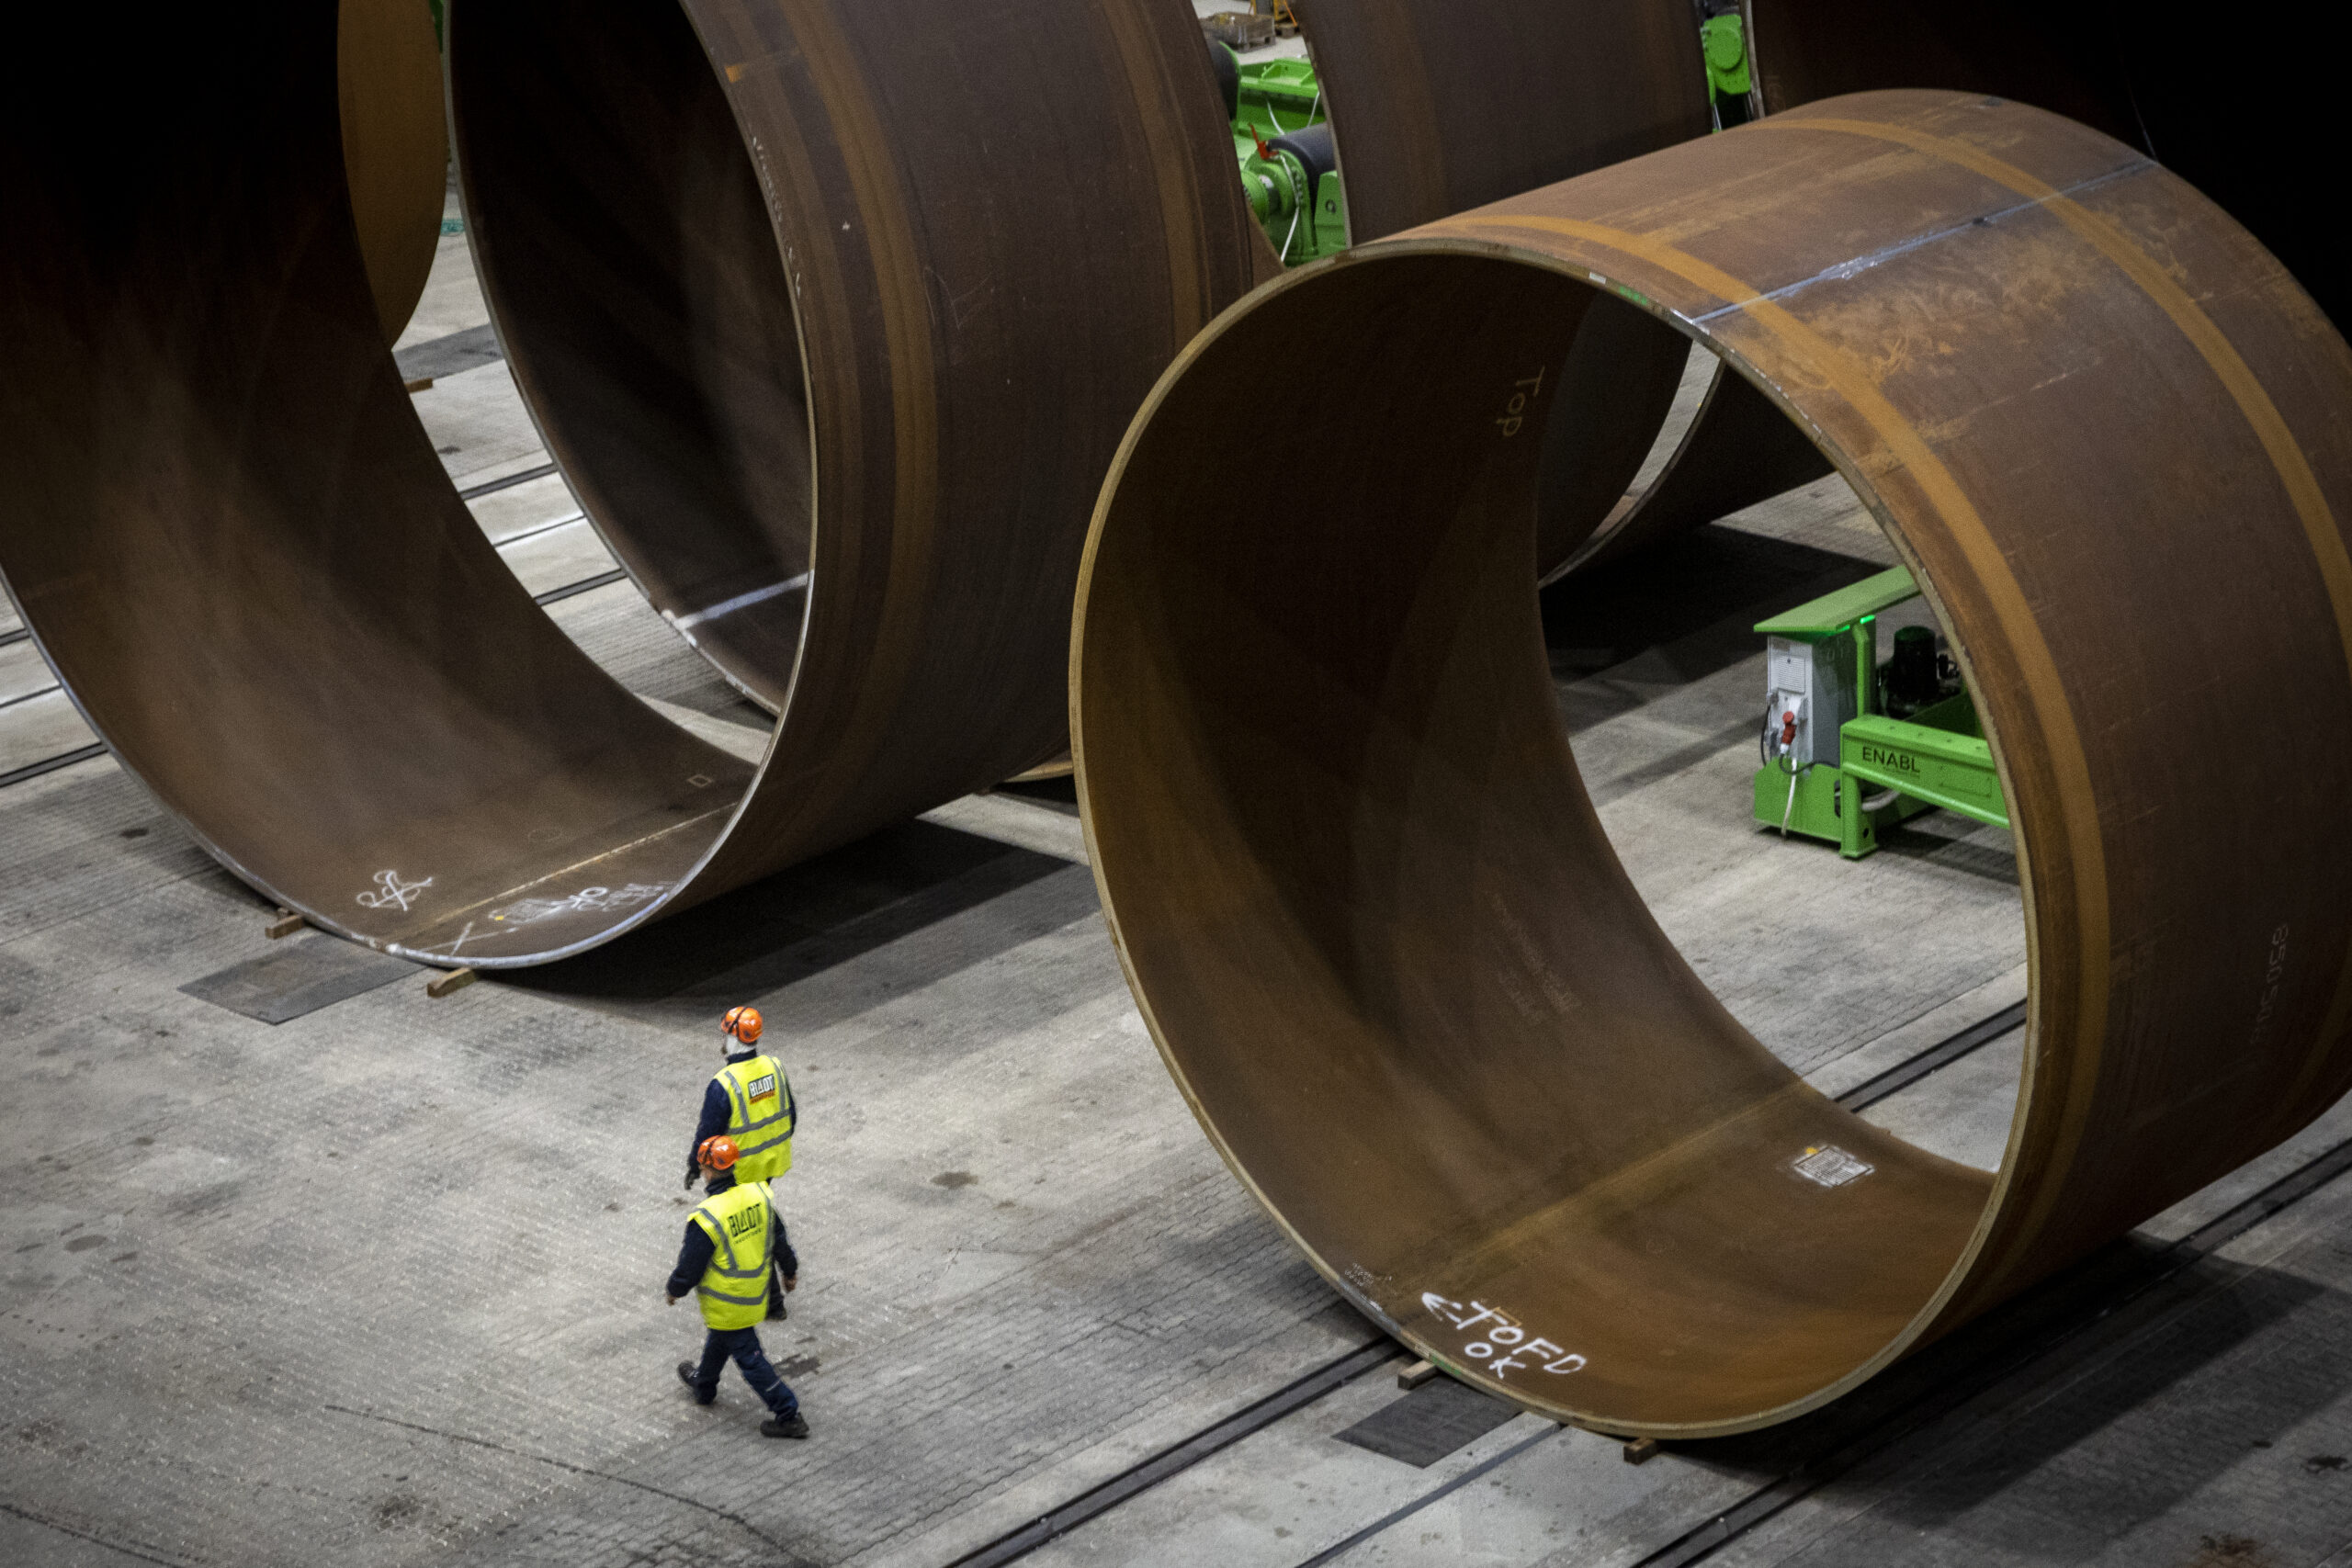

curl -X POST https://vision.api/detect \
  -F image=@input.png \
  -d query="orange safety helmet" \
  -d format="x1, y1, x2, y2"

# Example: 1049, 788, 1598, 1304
722, 1005, 763, 1045
696, 1134, 740, 1171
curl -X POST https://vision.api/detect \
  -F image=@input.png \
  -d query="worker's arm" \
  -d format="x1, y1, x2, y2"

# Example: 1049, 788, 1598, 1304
684, 1079, 730, 1187
664, 1220, 715, 1302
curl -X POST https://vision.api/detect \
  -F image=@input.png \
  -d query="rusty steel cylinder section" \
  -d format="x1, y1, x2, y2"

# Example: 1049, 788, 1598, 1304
1745, 0, 2346, 332
1072, 91, 2352, 1435
0, 1, 1257, 968
1292, 0, 1745, 577
1618, 0, 2346, 576
448, 0, 1261, 722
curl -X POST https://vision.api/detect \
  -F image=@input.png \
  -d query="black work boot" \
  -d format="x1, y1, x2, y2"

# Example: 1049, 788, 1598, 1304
676, 1362, 715, 1406
761, 1410, 810, 1438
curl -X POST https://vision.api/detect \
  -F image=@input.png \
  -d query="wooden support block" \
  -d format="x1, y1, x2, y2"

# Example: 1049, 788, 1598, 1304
402, 376, 435, 394
1396, 1359, 1439, 1391
425, 966, 477, 998
1623, 1437, 1659, 1465
265, 910, 305, 940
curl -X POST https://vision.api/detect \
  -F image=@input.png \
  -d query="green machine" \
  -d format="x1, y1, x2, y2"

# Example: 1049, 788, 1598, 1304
1212, 45, 1349, 265
1698, 10, 1752, 127
1752, 566, 2009, 857
1213, 14, 1748, 266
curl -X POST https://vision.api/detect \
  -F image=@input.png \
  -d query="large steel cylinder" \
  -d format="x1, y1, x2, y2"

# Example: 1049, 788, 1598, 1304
0, 0, 1257, 966
1072, 91, 2352, 1435
447, 0, 1272, 718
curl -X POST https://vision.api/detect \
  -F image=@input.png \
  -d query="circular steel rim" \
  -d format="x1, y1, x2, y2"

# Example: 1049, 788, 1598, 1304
1070, 90, 2352, 1434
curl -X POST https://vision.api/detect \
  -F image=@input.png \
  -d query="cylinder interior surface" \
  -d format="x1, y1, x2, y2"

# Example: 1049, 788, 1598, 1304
1075, 92, 2352, 1433
1292, 0, 1730, 576
453, 0, 816, 710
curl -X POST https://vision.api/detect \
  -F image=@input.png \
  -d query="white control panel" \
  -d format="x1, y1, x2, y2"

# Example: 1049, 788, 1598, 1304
1762, 635, 1854, 769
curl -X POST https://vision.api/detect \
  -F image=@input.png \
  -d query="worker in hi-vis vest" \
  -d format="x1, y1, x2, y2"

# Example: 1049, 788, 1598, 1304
685, 1005, 797, 1190
666, 1134, 808, 1438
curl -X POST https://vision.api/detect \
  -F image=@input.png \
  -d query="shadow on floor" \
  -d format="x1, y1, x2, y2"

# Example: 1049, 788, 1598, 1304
1657, 1235, 2331, 1546
1875, 818, 2021, 886
502, 818, 1083, 1008
998, 774, 1080, 816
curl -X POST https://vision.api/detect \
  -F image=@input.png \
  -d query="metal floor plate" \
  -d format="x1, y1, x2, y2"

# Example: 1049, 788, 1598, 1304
180, 934, 418, 1024
1334, 1377, 1522, 1468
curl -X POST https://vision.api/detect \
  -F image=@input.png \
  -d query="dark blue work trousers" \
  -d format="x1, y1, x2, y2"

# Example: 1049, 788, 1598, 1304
689, 1325, 798, 1417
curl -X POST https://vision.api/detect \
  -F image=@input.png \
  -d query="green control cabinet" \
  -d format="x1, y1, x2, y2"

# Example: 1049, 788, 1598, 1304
1752, 566, 2009, 858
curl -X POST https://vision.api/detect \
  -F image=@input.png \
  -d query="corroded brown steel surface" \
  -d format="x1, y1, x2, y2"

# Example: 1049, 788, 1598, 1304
1706, 6, 2347, 585
0, 0, 1256, 966
451, 0, 1261, 717
1292, 0, 1726, 575
1559, 0, 2352, 577
339, 0, 447, 344
1747, 0, 2346, 330
1073, 91, 2352, 1435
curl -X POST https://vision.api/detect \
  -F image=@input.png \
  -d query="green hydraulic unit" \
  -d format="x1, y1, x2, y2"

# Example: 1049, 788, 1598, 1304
1216, 17, 1747, 265
1213, 45, 1348, 265
1752, 565, 2009, 858
1699, 13, 1750, 100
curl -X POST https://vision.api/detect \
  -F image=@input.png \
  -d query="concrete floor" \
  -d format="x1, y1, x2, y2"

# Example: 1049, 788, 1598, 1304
3, 158, 2349, 1568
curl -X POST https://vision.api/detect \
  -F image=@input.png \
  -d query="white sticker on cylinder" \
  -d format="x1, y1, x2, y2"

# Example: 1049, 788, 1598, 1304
1792, 1145, 1874, 1187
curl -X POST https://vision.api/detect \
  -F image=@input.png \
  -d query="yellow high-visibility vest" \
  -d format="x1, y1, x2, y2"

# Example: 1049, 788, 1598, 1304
715, 1054, 795, 1181
688, 1180, 775, 1330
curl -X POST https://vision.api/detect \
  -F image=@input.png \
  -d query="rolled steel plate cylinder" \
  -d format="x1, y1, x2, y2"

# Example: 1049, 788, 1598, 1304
447, 0, 1271, 718
0, 1, 1255, 966
1072, 91, 2352, 1434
